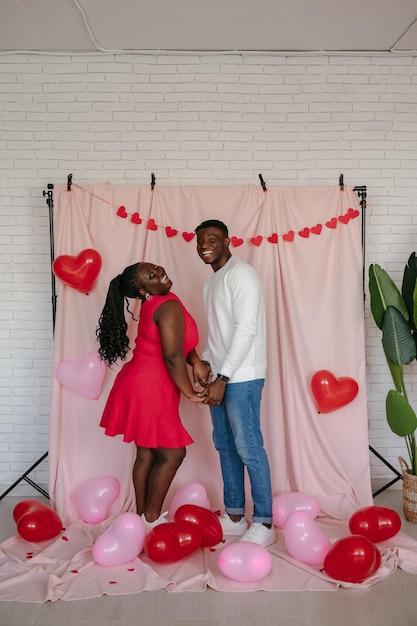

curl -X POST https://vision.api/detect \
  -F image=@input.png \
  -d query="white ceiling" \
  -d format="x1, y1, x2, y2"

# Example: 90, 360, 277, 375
0, 0, 417, 54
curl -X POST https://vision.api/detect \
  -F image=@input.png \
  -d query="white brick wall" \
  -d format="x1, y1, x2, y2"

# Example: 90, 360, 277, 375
1, 52, 417, 496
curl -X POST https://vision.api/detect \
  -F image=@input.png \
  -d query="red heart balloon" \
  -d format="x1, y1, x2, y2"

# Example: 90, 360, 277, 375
349, 506, 401, 543
52, 248, 102, 294
311, 370, 359, 413
13, 500, 63, 542
323, 535, 381, 583
174, 504, 223, 548
143, 521, 201, 563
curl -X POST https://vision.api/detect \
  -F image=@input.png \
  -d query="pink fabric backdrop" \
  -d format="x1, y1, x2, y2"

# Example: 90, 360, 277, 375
48, 183, 372, 523
6, 183, 416, 602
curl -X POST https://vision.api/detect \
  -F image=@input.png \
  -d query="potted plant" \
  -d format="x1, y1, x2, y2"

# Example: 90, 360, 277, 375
369, 253, 417, 521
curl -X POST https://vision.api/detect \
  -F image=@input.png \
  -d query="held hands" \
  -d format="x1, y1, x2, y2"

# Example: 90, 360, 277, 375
193, 359, 212, 388
201, 378, 226, 406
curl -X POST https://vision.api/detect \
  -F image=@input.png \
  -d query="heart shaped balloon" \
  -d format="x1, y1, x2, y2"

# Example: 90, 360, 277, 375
92, 512, 146, 566
349, 506, 401, 543
323, 535, 381, 583
72, 476, 120, 524
56, 352, 106, 399
144, 521, 201, 563
284, 511, 331, 566
218, 541, 272, 582
169, 482, 210, 518
13, 500, 63, 542
273, 492, 321, 528
311, 369, 359, 413
174, 504, 223, 547
52, 248, 102, 293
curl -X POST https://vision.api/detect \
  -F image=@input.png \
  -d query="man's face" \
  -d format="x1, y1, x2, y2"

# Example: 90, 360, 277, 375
196, 227, 230, 270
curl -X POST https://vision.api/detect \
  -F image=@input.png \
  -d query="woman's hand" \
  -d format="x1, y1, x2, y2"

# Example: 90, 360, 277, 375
192, 359, 212, 388
187, 389, 208, 405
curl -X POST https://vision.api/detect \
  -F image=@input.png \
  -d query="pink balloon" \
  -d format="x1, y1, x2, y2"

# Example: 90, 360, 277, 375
72, 476, 120, 524
284, 511, 331, 566
218, 541, 273, 582
92, 512, 146, 567
56, 352, 106, 399
169, 482, 210, 518
273, 492, 321, 528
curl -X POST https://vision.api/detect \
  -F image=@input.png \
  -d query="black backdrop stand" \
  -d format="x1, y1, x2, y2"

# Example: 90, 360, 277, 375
0, 178, 402, 502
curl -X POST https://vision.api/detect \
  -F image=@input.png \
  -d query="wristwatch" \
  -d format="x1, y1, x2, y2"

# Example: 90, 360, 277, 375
216, 373, 230, 384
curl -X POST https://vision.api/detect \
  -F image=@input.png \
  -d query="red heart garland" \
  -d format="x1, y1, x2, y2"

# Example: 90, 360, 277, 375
267, 233, 278, 244
338, 214, 351, 225
348, 208, 360, 219
311, 224, 322, 235
147, 219, 158, 231
283, 230, 295, 242
182, 232, 195, 242
166, 226, 178, 238
117, 206, 128, 218
311, 369, 359, 413
298, 228, 310, 238
326, 218, 337, 229
250, 236, 263, 247
231, 236, 244, 247
131, 212, 142, 224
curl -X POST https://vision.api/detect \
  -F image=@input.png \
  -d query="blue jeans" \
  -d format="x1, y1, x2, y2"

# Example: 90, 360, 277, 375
210, 379, 273, 524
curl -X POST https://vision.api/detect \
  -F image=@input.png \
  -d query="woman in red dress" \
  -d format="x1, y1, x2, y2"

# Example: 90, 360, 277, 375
96, 262, 209, 529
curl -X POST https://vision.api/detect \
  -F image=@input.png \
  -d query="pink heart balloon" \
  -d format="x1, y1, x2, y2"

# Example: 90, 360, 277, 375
56, 352, 106, 399
273, 492, 321, 528
284, 511, 331, 566
92, 513, 146, 566
218, 541, 272, 582
169, 482, 210, 518
72, 476, 120, 524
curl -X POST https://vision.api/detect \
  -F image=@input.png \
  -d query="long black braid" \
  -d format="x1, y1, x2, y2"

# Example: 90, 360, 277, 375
96, 263, 145, 366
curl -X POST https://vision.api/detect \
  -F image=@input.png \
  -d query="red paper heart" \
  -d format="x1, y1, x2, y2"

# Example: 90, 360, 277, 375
250, 236, 263, 247
147, 219, 158, 231
338, 214, 351, 225
117, 206, 128, 218
283, 230, 295, 242
13, 500, 63, 542
325, 218, 337, 229
298, 228, 310, 238
311, 369, 359, 413
182, 232, 195, 242
131, 212, 142, 224
166, 226, 178, 238
52, 249, 102, 294
348, 208, 360, 219
231, 236, 244, 247
267, 233, 278, 244
311, 224, 322, 235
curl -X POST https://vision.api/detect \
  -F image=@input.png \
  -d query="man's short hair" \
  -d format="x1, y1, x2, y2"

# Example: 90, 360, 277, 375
195, 220, 229, 237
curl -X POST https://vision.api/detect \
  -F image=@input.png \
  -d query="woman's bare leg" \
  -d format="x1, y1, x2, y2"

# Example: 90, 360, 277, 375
144, 447, 186, 522
132, 446, 155, 515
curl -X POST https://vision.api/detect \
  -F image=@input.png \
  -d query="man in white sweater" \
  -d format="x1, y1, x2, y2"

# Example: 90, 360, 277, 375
195, 219, 275, 548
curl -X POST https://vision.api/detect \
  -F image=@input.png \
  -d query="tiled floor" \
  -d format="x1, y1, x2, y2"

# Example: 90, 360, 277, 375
0, 489, 417, 625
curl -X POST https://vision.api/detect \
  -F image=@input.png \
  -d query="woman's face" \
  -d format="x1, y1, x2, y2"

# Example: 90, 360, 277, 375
137, 263, 172, 296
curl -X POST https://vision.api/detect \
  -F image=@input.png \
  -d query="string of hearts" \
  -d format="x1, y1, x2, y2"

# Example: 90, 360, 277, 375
71, 183, 359, 247
117, 205, 360, 247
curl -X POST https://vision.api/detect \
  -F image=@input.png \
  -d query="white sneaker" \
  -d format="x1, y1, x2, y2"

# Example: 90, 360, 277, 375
141, 511, 169, 532
219, 513, 249, 536
239, 523, 276, 548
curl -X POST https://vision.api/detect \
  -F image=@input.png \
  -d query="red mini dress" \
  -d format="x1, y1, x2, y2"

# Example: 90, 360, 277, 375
100, 293, 198, 448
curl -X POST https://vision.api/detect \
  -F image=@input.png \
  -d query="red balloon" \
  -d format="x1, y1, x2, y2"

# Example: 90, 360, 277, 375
311, 370, 359, 413
323, 535, 381, 583
349, 506, 401, 543
174, 504, 223, 548
13, 500, 63, 542
52, 248, 102, 293
143, 521, 201, 563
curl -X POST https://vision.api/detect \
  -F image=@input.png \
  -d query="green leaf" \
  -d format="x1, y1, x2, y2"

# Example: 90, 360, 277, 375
369, 264, 408, 329
402, 252, 417, 331
383, 344, 404, 392
382, 305, 416, 365
386, 390, 417, 437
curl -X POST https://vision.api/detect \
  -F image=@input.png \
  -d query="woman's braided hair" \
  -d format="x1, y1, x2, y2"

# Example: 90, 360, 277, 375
96, 263, 144, 366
